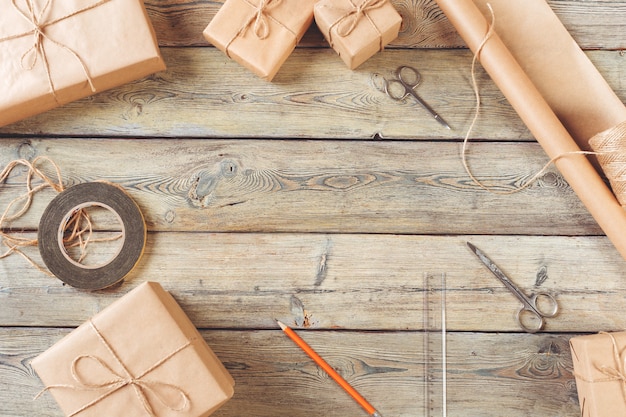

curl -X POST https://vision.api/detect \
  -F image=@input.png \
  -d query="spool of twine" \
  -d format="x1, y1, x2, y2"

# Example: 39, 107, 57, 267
589, 120, 626, 207
0, 157, 122, 277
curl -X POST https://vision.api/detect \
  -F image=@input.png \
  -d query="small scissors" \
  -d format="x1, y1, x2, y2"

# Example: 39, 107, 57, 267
373, 65, 451, 130
467, 242, 559, 333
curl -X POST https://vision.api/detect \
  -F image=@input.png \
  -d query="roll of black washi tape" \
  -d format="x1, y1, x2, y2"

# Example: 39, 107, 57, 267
38, 182, 146, 290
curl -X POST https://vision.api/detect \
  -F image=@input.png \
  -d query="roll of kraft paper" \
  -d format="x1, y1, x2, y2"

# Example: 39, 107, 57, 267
436, 0, 626, 260
38, 182, 146, 290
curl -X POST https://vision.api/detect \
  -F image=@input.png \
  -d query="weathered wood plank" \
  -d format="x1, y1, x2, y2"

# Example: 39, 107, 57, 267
0, 139, 603, 235
1, 234, 624, 331
0, 2, 621, 417
0, 49, 623, 139
146, 0, 626, 50
0, 328, 580, 417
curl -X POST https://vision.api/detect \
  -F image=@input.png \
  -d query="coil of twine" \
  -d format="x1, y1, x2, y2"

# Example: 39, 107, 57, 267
589, 121, 626, 207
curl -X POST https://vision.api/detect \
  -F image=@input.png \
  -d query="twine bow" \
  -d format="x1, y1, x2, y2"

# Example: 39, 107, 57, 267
326, 0, 386, 49
247, 0, 281, 40
224, 0, 295, 57
335, 0, 386, 37
0, 0, 110, 102
36, 320, 192, 417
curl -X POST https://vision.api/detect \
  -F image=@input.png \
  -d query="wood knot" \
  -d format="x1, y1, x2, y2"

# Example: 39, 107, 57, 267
515, 338, 571, 380
188, 171, 218, 208
17, 141, 36, 160
187, 159, 243, 208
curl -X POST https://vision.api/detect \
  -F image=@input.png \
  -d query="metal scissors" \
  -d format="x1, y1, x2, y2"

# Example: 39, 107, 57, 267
373, 65, 451, 130
467, 242, 559, 333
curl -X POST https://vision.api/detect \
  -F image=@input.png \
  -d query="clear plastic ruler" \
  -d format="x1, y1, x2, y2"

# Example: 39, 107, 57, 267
423, 272, 447, 417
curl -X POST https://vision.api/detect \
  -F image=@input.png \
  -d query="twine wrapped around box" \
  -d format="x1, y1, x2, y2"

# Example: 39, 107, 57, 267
325, 0, 387, 50
32, 282, 234, 417
203, 0, 315, 80
222, 0, 294, 55
570, 332, 626, 417
0, 0, 165, 127
0, 0, 109, 102
314, 0, 401, 69
573, 332, 626, 395
36, 320, 192, 417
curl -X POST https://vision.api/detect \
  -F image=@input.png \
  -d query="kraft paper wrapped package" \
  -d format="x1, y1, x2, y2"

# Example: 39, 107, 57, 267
0, 0, 165, 128
314, 0, 402, 69
203, 0, 316, 81
32, 282, 235, 417
569, 332, 626, 417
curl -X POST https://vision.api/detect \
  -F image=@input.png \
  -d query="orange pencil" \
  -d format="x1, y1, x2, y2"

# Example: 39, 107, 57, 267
276, 320, 383, 417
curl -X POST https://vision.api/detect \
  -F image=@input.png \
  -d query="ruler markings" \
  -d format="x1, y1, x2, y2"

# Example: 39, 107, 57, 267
424, 272, 447, 417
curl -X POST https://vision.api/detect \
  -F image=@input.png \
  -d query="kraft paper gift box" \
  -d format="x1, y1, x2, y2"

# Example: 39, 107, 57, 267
569, 332, 626, 417
314, 0, 402, 69
0, 0, 165, 128
32, 282, 235, 417
203, 0, 316, 81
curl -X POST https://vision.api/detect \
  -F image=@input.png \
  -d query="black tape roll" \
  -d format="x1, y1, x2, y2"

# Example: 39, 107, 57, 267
38, 182, 146, 290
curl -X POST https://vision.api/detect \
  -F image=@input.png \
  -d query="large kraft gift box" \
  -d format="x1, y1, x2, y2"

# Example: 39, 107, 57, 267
203, 0, 316, 81
32, 282, 235, 417
314, 0, 402, 70
0, 0, 165, 128
569, 332, 626, 416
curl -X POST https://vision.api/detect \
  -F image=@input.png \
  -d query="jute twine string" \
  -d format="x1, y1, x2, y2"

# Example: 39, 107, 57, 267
0, 157, 120, 276
461, 4, 608, 196
326, 0, 386, 50
35, 320, 192, 417
0, 0, 110, 102
223, 0, 297, 57
572, 332, 626, 406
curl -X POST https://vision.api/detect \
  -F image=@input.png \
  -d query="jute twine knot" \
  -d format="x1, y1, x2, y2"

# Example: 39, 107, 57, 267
224, 0, 295, 57
247, 0, 281, 40
327, 0, 386, 50
36, 320, 192, 417
589, 120, 626, 207
0, 0, 108, 102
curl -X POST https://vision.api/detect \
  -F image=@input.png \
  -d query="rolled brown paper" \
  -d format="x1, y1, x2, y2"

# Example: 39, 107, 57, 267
436, 0, 626, 260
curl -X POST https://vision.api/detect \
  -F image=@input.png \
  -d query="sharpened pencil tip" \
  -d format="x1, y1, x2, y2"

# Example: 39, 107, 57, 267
275, 319, 287, 330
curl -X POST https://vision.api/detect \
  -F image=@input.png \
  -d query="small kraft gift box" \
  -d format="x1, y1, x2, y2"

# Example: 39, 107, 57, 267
0, 0, 165, 128
32, 282, 235, 417
203, 0, 316, 81
314, 0, 402, 69
569, 331, 626, 417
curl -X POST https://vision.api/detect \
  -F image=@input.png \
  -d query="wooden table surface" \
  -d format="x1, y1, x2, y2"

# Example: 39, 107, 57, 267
1, 0, 625, 416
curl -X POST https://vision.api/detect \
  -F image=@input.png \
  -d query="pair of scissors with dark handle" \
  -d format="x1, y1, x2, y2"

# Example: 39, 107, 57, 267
375, 65, 451, 130
467, 242, 559, 333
